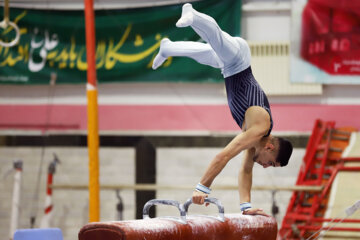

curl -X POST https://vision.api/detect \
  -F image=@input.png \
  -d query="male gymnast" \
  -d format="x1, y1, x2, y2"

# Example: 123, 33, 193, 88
152, 3, 293, 216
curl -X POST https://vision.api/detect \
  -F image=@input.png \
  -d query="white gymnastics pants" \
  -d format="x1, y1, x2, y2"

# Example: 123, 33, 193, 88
154, 4, 251, 78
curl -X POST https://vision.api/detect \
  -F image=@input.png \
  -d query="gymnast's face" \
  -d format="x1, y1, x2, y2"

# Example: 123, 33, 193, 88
253, 144, 281, 168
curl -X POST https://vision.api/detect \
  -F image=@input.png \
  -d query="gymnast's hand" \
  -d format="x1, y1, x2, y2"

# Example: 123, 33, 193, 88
242, 208, 270, 217
192, 191, 210, 206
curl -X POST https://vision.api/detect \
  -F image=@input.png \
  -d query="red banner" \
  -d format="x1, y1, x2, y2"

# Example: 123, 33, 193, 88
300, 0, 360, 75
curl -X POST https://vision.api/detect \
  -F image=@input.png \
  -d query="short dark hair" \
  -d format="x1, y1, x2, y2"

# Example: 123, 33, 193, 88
275, 137, 293, 167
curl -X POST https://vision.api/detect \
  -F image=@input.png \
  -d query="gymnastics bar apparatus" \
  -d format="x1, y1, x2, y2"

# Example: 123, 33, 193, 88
279, 119, 360, 239
78, 198, 278, 240
51, 183, 323, 192
84, 0, 100, 223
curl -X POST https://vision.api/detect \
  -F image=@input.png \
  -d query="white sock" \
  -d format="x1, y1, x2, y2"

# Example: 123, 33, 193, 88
152, 38, 171, 70
176, 3, 194, 28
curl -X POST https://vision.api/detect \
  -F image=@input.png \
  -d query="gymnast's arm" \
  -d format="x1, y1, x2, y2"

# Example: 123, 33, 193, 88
238, 148, 254, 204
192, 124, 265, 205
238, 147, 270, 216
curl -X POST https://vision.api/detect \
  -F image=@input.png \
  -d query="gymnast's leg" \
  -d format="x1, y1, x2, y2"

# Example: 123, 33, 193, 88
176, 3, 243, 66
152, 38, 224, 70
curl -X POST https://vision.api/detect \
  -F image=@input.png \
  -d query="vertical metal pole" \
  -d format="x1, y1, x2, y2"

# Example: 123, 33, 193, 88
84, 0, 100, 222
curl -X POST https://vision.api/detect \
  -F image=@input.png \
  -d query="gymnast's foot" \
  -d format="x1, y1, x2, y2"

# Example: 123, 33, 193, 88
152, 38, 171, 70
176, 3, 194, 28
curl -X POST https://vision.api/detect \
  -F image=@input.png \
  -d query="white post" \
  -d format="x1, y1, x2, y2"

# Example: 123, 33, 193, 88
10, 161, 22, 240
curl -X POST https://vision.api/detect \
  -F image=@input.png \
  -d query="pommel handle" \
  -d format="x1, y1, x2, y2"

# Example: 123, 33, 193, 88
184, 197, 225, 222
143, 199, 186, 223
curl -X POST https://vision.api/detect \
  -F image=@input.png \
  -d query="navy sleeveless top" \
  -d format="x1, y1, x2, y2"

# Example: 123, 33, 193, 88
224, 66, 273, 136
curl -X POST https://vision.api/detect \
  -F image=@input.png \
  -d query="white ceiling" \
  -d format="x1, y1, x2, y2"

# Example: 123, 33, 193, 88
0, 0, 200, 10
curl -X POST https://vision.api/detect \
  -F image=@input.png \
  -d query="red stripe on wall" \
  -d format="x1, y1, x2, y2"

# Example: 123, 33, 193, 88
0, 104, 359, 133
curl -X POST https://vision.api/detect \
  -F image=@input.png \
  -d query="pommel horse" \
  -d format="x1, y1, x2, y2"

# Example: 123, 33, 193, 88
78, 198, 277, 240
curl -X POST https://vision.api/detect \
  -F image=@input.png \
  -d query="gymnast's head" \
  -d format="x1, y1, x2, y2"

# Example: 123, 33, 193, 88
253, 136, 293, 168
